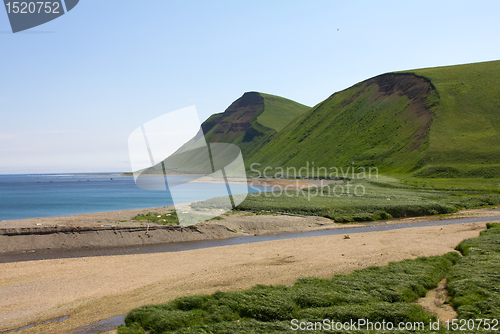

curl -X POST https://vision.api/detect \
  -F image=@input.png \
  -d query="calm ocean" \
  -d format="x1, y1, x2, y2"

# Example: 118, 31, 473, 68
0, 174, 262, 221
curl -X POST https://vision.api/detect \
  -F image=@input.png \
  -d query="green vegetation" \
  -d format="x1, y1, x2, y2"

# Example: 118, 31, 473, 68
118, 253, 458, 333
208, 176, 500, 222
257, 93, 311, 132
132, 211, 179, 225
245, 60, 500, 177
177, 92, 309, 164
248, 74, 432, 174
147, 60, 500, 179
142, 92, 310, 177
398, 177, 500, 193
409, 60, 500, 176
119, 60, 500, 332
449, 223, 500, 320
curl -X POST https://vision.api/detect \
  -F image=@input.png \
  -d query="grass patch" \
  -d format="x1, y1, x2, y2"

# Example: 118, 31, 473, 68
410, 60, 500, 170
448, 224, 500, 320
398, 176, 500, 193
227, 177, 500, 222
413, 166, 500, 180
258, 93, 311, 132
118, 253, 458, 333
132, 211, 179, 225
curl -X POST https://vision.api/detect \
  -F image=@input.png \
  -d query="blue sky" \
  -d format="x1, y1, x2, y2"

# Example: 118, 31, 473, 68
1, 0, 499, 174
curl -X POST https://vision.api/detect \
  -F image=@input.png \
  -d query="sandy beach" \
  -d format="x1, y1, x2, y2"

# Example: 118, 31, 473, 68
0, 213, 497, 333
1, 201, 499, 255
1, 197, 499, 333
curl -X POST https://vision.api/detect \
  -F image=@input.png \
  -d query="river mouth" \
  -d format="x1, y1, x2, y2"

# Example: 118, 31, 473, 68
1, 215, 499, 264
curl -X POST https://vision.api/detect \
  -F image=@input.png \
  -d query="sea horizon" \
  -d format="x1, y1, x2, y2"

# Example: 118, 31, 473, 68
0, 173, 260, 221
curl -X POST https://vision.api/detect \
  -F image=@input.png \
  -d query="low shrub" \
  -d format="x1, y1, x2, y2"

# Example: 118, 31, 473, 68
132, 211, 179, 225
119, 253, 457, 333
448, 224, 500, 320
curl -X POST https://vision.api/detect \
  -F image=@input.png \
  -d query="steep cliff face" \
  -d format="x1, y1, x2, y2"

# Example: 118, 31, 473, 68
246, 72, 436, 173
144, 92, 309, 176
248, 60, 500, 177
199, 91, 310, 160
164, 60, 500, 177
202, 92, 265, 144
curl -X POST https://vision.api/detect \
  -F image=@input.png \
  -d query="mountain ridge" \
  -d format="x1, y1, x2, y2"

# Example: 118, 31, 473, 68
163, 60, 500, 178
198, 91, 310, 161
244, 60, 500, 177
246, 72, 436, 174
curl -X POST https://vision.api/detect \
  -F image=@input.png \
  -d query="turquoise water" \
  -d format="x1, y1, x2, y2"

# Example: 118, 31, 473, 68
0, 174, 261, 221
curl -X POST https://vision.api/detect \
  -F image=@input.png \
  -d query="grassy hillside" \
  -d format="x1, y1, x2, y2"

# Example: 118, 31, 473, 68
257, 93, 310, 132
200, 92, 310, 161
138, 92, 309, 177
247, 60, 500, 177
247, 73, 435, 174
410, 60, 500, 178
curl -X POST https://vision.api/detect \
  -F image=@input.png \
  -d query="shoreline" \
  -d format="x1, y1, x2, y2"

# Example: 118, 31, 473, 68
0, 202, 499, 255
1, 204, 499, 332
0, 177, 331, 224
0, 177, 344, 255
2, 214, 500, 266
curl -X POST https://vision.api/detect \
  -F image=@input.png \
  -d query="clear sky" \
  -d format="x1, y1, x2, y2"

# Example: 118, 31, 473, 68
1, 0, 499, 174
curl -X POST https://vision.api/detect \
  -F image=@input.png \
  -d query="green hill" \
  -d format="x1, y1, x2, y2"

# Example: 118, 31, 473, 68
247, 60, 500, 177
409, 60, 500, 177
137, 92, 309, 176
197, 91, 310, 160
